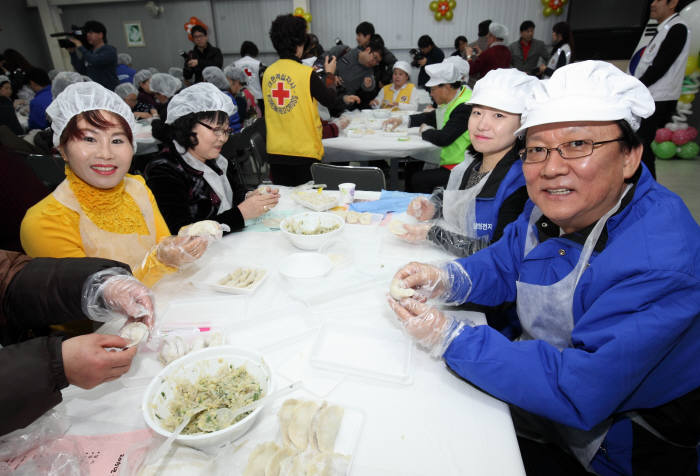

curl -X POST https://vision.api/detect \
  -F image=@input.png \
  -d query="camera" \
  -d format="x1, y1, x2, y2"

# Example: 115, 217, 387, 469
409, 48, 425, 68
179, 51, 191, 61
52, 25, 87, 49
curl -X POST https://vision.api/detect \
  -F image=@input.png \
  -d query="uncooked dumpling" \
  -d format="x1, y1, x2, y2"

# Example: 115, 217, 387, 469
184, 220, 222, 237
243, 442, 280, 476
159, 335, 187, 365
138, 445, 213, 476
389, 220, 407, 235
264, 447, 297, 476
389, 278, 415, 300
311, 404, 344, 453
288, 401, 320, 450
359, 213, 372, 225
118, 322, 149, 347
278, 399, 300, 447
305, 452, 351, 476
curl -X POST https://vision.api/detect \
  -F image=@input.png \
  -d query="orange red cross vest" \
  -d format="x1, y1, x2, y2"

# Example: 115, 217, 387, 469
263, 59, 323, 161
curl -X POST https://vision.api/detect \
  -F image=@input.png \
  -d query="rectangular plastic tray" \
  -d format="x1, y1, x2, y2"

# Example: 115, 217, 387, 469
191, 265, 268, 295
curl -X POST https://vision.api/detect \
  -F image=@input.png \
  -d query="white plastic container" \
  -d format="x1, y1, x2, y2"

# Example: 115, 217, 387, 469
280, 212, 345, 251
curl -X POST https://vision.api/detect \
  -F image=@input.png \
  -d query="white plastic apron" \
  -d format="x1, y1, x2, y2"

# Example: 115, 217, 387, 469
514, 184, 632, 468
52, 177, 158, 272
441, 168, 492, 238
445, 153, 476, 190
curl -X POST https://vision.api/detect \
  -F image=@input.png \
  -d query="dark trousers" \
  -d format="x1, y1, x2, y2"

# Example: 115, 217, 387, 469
405, 162, 451, 193
269, 162, 313, 186
637, 100, 678, 179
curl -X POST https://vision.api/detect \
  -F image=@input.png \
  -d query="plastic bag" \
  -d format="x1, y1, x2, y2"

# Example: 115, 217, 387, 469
82, 267, 155, 325
0, 409, 69, 461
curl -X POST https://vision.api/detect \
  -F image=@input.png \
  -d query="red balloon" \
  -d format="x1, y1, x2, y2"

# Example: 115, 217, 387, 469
672, 129, 691, 145
655, 128, 673, 143
685, 127, 698, 141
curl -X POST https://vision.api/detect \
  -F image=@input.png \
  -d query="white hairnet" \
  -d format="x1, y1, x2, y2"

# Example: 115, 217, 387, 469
133, 69, 152, 87
392, 60, 411, 77
516, 60, 655, 134
52, 71, 84, 98
489, 22, 509, 41
166, 82, 234, 124
115, 82, 138, 99
469, 68, 538, 114
443, 56, 470, 82
0, 75, 9, 85
202, 66, 229, 91
223, 65, 247, 84
148, 67, 159, 74
48, 69, 59, 81
46, 81, 137, 148
118, 53, 132, 65
168, 67, 184, 81
150, 73, 182, 98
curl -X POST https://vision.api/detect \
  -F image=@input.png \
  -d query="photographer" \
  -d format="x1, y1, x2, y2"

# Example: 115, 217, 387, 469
67, 21, 118, 90
182, 25, 223, 84
322, 35, 383, 108
415, 35, 444, 89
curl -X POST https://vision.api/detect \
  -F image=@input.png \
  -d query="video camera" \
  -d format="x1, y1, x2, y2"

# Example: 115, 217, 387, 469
51, 25, 88, 49
409, 48, 425, 68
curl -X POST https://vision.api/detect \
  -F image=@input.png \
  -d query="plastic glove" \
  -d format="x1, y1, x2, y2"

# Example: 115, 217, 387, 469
82, 268, 155, 327
397, 223, 431, 243
392, 261, 472, 305
156, 235, 208, 267
382, 117, 404, 132
387, 296, 465, 357
178, 220, 230, 242
419, 123, 435, 134
408, 196, 437, 221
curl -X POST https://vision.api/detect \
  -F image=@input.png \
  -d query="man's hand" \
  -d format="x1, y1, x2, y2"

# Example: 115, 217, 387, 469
69, 37, 82, 48
324, 55, 337, 75
187, 59, 198, 68
62, 334, 137, 389
343, 95, 361, 105
417, 57, 428, 67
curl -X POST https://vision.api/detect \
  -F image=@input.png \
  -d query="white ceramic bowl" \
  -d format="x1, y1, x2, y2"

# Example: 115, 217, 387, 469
280, 212, 345, 251
142, 346, 272, 449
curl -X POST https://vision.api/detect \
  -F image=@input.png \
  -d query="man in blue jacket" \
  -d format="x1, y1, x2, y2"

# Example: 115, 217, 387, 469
68, 20, 118, 90
388, 61, 700, 476
26, 68, 51, 130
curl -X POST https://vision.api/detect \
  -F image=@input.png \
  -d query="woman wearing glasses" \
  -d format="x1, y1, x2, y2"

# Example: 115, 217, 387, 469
146, 82, 278, 235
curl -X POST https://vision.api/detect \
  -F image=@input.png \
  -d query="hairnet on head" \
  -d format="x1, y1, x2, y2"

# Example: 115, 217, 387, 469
202, 66, 229, 91
52, 71, 84, 98
425, 62, 461, 87
133, 69, 152, 87
118, 53, 132, 65
223, 65, 247, 84
150, 73, 182, 98
489, 22, 509, 40
115, 82, 138, 99
468, 68, 538, 114
48, 69, 59, 81
516, 60, 655, 135
443, 56, 469, 82
168, 67, 184, 81
166, 82, 234, 124
0, 75, 9, 85
148, 67, 159, 74
46, 81, 137, 148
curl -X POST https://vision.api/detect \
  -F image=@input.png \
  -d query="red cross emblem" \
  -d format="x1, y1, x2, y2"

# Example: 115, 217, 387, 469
271, 81, 291, 106
244, 68, 253, 77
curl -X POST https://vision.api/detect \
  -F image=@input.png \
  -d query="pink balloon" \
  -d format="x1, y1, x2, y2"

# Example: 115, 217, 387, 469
655, 128, 673, 142
671, 129, 691, 145
685, 127, 698, 141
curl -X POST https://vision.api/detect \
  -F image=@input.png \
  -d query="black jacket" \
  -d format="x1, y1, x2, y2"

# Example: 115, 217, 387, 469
0, 97, 23, 136
409, 102, 471, 147
183, 43, 224, 83
418, 47, 445, 88
145, 145, 248, 234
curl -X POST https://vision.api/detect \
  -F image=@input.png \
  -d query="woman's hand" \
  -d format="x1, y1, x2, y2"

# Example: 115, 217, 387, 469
408, 197, 436, 221
397, 223, 431, 243
156, 235, 208, 267
343, 95, 361, 105
238, 190, 280, 220
392, 262, 449, 300
383, 117, 403, 131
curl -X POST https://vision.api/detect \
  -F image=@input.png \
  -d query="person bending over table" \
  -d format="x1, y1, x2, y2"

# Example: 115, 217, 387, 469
0, 252, 154, 435
384, 62, 472, 193
148, 73, 182, 122
388, 61, 700, 476
370, 61, 418, 111
21, 82, 209, 288
134, 69, 157, 110
115, 82, 157, 120
400, 68, 537, 257
146, 82, 279, 235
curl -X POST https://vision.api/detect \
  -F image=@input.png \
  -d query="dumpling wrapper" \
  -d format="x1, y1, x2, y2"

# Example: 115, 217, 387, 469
289, 401, 320, 451
264, 447, 297, 476
118, 322, 149, 347
278, 399, 300, 447
243, 442, 280, 476
305, 452, 351, 476
359, 213, 372, 225
390, 278, 415, 300
389, 220, 407, 235
311, 404, 344, 453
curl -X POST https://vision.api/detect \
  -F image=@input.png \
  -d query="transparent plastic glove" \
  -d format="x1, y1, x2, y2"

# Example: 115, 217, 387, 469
419, 123, 435, 134
82, 268, 155, 326
387, 296, 465, 357
397, 223, 431, 243
408, 196, 437, 221
392, 261, 472, 305
178, 220, 231, 242
382, 116, 406, 132
156, 235, 208, 267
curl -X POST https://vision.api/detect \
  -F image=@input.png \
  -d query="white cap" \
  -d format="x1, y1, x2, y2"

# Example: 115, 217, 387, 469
425, 62, 461, 87
392, 60, 411, 76
0, 75, 9, 84
118, 53, 132, 65
148, 67, 159, 74
133, 69, 152, 87
51, 71, 84, 98
46, 81, 137, 148
224, 65, 247, 83
468, 68, 538, 114
150, 73, 181, 98
114, 82, 138, 99
443, 56, 470, 81
489, 22, 508, 41
166, 82, 235, 124
202, 66, 229, 91
516, 60, 655, 135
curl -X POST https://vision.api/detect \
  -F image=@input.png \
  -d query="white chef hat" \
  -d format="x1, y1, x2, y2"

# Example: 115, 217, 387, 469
425, 62, 461, 87
114, 82, 138, 99
489, 22, 509, 41
443, 56, 470, 81
224, 65, 247, 84
392, 60, 411, 76
468, 68, 538, 114
118, 53, 132, 65
202, 66, 230, 91
150, 73, 182, 98
52, 71, 84, 98
166, 82, 235, 124
516, 61, 655, 135
46, 81, 137, 148
133, 69, 152, 87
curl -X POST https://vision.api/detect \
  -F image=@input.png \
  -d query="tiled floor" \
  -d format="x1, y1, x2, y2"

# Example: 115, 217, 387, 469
657, 157, 700, 223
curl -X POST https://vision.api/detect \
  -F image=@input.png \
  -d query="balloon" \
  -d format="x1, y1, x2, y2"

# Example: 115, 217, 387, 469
655, 141, 677, 159
680, 0, 700, 57
430, 1, 439, 11
655, 128, 673, 142
294, 7, 304, 16
555, 7, 563, 15
541, 0, 549, 5
650, 140, 660, 155
543, 6, 553, 16
561, 0, 568, 4
679, 93, 696, 103
303, 12, 312, 23
438, 1, 449, 13
686, 56, 699, 76
672, 129, 691, 145
685, 126, 698, 141
445, 10, 454, 20
549, 0, 562, 8
435, 11, 444, 20
677, 142, 700, 159
448, 0, 457, 9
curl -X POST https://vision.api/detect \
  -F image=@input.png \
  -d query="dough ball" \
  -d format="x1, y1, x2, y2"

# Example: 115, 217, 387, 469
390, 278, 415, 300
118, 322, 149, 347
183, 220, 221, 237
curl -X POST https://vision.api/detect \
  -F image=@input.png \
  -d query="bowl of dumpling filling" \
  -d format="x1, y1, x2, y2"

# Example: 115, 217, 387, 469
280, 212, 345, 251
142, 346, 272, 449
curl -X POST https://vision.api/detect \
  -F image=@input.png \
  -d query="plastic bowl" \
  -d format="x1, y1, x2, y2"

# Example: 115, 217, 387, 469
279, 252, 333, 280
280, 212, 345, 251
142, 346, 272, 450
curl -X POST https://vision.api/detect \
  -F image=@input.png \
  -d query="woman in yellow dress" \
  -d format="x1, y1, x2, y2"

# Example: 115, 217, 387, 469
21, 81, 209, 287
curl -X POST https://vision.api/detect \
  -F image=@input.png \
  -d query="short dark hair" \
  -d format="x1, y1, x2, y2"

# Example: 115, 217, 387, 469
269, 14, 306, 58
240, 41, 259, 57
366, 35, 385, 54
356, 21, 375, 36
478, 20, 492, 37
450, 81, 463, 89
454, 35, 468, 50
191, 25, 207, 37
83, 20, 107, 43
60, 110, 133, 148
27, 67, 50, 87
158, 111, 228, 149
303, 34, 324, 58
0, 77, 10, 87
615, 119, 642, 153
520, 20, 535, 32
418, 35, 435, 49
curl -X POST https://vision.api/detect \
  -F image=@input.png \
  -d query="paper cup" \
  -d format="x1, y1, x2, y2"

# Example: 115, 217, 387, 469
339, 183, 356, 204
